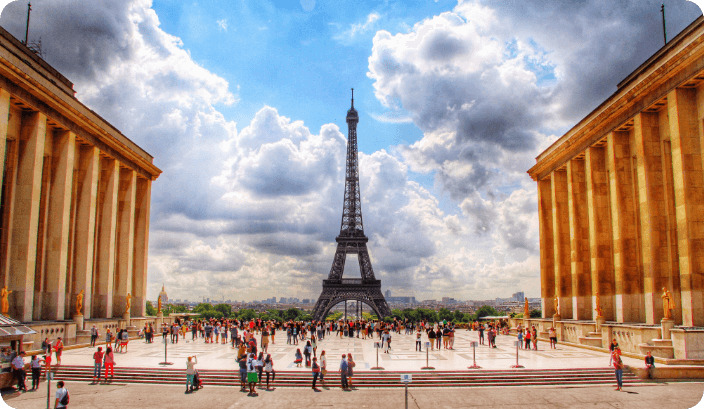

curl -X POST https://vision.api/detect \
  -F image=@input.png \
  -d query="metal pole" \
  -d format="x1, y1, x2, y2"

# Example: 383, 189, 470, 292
510, 341, 524, 368
661, 3, 667, 45
24, 2, 31, 45
160, 334, 173, 365
46, 375, 50, 409
405, 384, 408, 409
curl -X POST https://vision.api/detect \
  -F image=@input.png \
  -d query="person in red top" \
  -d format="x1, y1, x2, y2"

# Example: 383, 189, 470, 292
92, 347, 104, 383
612, 347, 624, 391
54, 338, 64, 365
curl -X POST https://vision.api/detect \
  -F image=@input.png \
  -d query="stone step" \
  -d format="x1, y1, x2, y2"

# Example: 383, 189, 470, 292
638, 343, 674, 359
578, 337, 603, 348
587, 332, 601, 337
652, 339, 673, 347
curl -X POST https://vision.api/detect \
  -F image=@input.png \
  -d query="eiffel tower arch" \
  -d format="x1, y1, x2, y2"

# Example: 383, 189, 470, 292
312, 90, 391, 322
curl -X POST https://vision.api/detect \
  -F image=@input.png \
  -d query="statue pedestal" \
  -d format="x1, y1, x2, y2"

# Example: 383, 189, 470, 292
661, 318, 675, 340
73, 314, 84, 331
553, 314, 561, 327
123, 312, 131, 327
157, 311, 164, 326
595, 316, 605, 332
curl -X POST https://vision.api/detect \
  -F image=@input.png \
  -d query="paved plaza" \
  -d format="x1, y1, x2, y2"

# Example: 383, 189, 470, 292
2, 380, 704, 409
56, 329, 643, 371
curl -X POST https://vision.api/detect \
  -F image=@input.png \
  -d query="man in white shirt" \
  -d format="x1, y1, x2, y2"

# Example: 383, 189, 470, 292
55, 380, 68, 408
11, 351, 26, 391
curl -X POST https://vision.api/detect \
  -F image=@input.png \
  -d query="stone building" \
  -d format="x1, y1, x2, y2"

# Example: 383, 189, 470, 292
527, 16, 704, 359
0, 23, 160, 335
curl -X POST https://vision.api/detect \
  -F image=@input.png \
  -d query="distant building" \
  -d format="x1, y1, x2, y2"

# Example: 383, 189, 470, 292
511, 292, 525, 302
385, 289, 392, 297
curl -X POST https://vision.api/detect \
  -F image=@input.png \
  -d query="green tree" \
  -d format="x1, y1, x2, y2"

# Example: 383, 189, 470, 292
416, 308, 438, 323
438, 308, 453, 322
453, 310, 465, 323
530, 309, 541, 318
238, 309, 257, 321
284, 307, 300, 321
215, 303, 232, 318
390, 308, 404, 320
326, 311, 343, 321
145, 301, 156, 316
402, 308, 419, 322
193, 303, 214, 315
475, 305, 499, 320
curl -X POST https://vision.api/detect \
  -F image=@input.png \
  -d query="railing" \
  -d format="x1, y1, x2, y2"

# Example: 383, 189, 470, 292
323, 279, 380, 286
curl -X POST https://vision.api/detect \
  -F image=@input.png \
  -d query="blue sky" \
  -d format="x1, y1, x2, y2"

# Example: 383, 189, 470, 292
0, 0, 702, 303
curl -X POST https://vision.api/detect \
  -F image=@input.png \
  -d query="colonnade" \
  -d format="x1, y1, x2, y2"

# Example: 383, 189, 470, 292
0, 88, 154, 322
537, 86, 704, 327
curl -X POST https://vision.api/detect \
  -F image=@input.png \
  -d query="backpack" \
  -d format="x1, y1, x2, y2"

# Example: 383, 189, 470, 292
60, 389, 69, 405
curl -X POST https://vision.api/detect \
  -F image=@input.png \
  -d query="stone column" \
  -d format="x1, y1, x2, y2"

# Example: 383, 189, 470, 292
567, 159, 591, 320
41, 131, 75, 320
538, 178, 556, 317
660, 137, 682, 325
94, 158, 119, 318
551, 170, 572, 318
586, 146, 615, 321
72, 146, 100, 319
8, 112, 46, 321
113, 168, 136, 317
668, 87, 704, 327
132, 178, 151, 317
634, 112, 669, 324
0, 89, 10, 289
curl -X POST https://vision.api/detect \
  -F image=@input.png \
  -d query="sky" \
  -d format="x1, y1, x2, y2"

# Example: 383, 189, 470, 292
0, 0, 702, 304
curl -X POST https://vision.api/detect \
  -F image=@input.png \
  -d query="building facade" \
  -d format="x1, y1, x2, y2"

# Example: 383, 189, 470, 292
528, 16, 704, 329
0, 26, 160, 325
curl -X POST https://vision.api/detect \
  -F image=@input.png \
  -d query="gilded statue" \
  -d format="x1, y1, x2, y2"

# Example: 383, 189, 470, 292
125, 293, 131, 315
75, 290, 84, 315
157, 296, 162, 314
0, 286, 11, 315
594, 292, 603, 318
662, 287, 673, 319
554, 295, 560, 315
524, 298, 530, 317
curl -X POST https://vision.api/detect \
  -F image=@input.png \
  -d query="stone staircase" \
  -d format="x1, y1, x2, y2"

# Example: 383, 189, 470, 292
49, 366, 643, 388
579, 332, 603, 348
638, 339, 675, 359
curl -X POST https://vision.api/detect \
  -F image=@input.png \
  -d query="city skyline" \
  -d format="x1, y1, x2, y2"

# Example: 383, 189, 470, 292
0, 0, 701, 303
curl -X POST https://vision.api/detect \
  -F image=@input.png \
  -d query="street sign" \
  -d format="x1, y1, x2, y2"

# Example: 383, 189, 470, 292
514, 341, 521, 347
400, 374, 412, 383
46, 372, 53, 380
425, 342, 431, 348
470, 341, 478, 347
374, 342, 381, 349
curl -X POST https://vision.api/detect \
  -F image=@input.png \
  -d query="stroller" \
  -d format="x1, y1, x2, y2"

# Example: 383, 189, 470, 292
192, 370, 203, 390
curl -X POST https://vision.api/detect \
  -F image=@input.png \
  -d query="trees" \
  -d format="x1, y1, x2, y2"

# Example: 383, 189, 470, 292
214, 303, 232, 318
474, 305, 499, 320
438, 308, 453, 322
453, 310, 465, 323
145, 301, 156, 316
530, 309, 541, 318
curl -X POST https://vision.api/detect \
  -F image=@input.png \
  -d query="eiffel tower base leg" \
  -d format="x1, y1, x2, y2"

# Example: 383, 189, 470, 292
313, 280, 391, 322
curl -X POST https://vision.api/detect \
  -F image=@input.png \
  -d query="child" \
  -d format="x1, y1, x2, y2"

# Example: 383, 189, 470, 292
294, 348, 303, 367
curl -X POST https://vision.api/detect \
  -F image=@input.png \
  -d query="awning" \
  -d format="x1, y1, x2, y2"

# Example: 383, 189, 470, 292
0, 315, 36, 337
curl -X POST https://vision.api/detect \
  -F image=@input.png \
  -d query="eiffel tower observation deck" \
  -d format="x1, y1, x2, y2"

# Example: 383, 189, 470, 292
312, 90, 391, 321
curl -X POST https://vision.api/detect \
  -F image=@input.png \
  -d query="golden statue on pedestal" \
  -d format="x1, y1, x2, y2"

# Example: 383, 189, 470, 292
0, 286, 11, 315
594, 292, 603, 318
662, 287, 673, 319
75, 290, 84, 315
125, 293, 131, 315
554, 295, 560, 315
524, 298, 530, 317
158, 295, 162, 314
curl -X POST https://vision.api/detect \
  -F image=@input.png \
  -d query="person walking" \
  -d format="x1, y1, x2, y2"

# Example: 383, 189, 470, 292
613, 348, 624, 391
478, 324, 485, 345
549, 327, 557, 349
311, 357, 321, 391
237, 353, 248, 392
415, 329, 422, 351
427, 328, 436, 351
303, 341, 312, 367
339, 354, 349, 390
11, 351, 27, 392
185, 355, 197, 393
55, 337, 64, 365
90, 325, 99, 347
319, 350, 327, 388
347, 353, 356, 389
531, 327, 538, 350
103, 346, 115, 382
517, 328, 524, 349
55, 381, 69, 409
264, 353, 275, 390
256, 352, 264, 388
92, 347, 104, 383
30, 354, 44, 390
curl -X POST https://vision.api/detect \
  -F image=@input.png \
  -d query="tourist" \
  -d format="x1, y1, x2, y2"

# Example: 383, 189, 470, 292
437, 325, 444, 349
120, 329, 129, 353
41, 338, 52, 356
246, 353, 259, 396
90, 325, 99, 347
294, 348, 303, 367
487, 326, 495, 348
609, 339, 619, 353
115, 329, 122, 349
524, 329, 531, 349
428, 328, 436, 351
271, 324, 276, 344
531, 326, 538, 350
645, 351, 655, 379
381, 330, 390, 353
415, 328, 422, 351
319, 350, 327, 387
612, 348, 624, 391
478, 324, 485, 345
55, 337, 64, 365
92, 347, 103, 383
264, 353, 275, 390
311, 357, 321, 391
303, 341, 313, 367
339, 354, 349, 390
55, 381, 69, 409
549, 327, 557, 349
221, 323, 228, 345
104, 346, 115, 381
30, 354, 44, 390
185, 355, 197, 393
214, 322, 220, 344
237, 354, 248, 392
347, 353, 356, 389
261, 326, 269, 353
256, 352, 264, 387
230, 325, 238, 347
11, 351, 26, 392
448, 325, 455, 349
517, 328, 523, 348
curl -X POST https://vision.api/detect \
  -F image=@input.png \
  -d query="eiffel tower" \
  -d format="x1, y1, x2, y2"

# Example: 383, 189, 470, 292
312, 90, 391, 322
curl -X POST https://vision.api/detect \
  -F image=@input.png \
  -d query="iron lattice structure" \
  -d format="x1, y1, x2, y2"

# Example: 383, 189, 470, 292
312, 90, 391, 321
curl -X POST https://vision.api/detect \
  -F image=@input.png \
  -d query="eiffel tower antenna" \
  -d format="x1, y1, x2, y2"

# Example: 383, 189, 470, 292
312, 91, 391, 322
